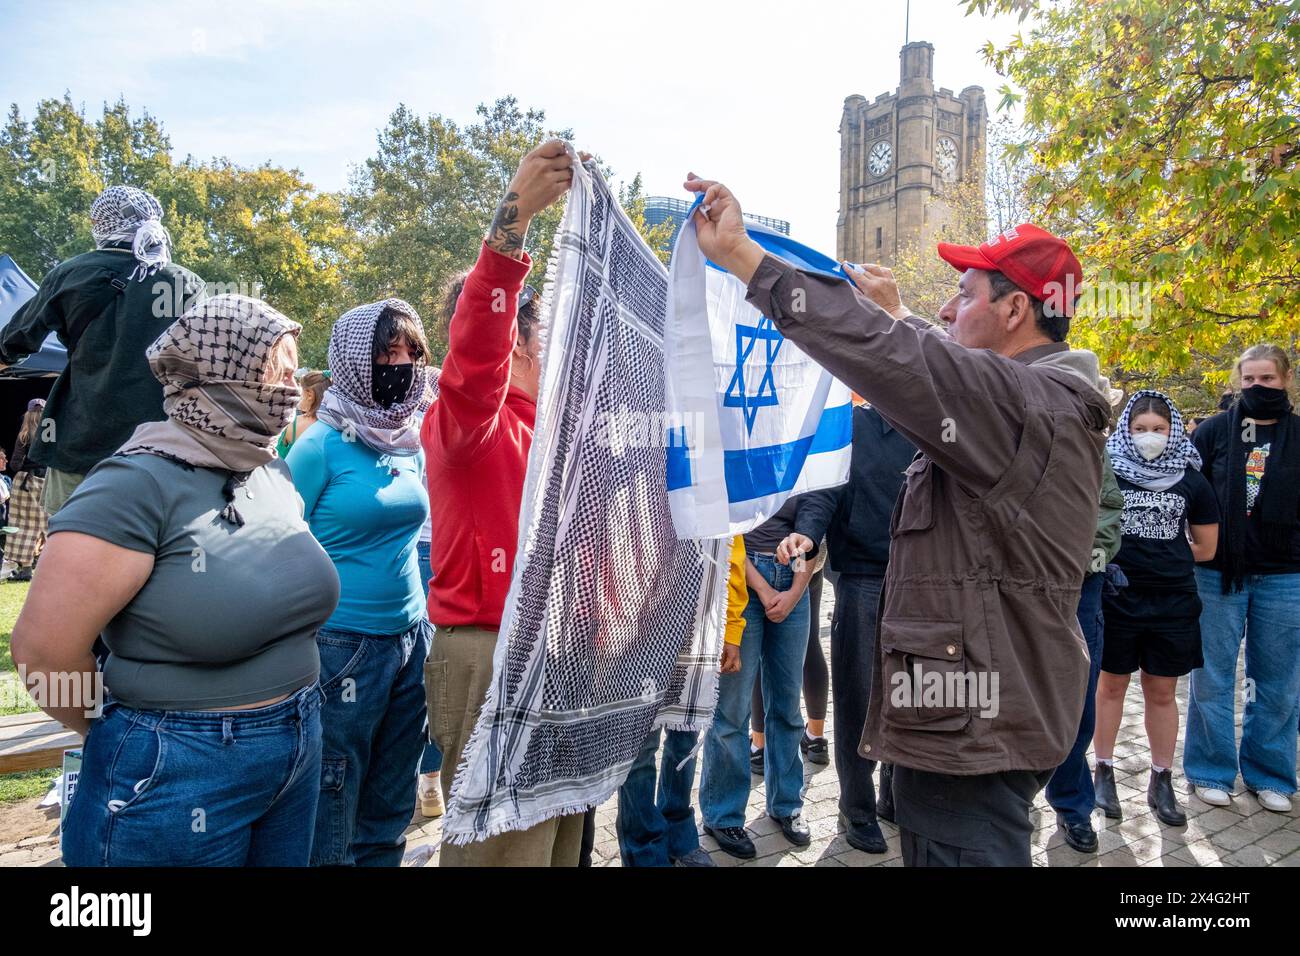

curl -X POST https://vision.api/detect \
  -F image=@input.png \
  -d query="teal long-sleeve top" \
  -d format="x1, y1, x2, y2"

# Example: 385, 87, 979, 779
286, 421, 429, 636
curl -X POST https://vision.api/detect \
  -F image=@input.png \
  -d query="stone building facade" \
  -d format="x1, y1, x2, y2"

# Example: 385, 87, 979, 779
838, 41, 987, 266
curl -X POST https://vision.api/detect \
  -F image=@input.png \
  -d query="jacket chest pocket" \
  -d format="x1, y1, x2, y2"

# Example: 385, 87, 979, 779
892, 457, 935, 535
879, 619, 972, 732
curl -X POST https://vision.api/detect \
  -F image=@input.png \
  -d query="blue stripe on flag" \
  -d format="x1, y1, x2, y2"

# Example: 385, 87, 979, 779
723, 402, 852, 503
665, 425, 692, 491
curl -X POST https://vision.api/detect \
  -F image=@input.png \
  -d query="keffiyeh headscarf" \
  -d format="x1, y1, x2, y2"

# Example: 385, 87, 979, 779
91, 185, 172, 282
1106, 389, 1202, 492
118, 294, 302, 525
315, 297, 432, 455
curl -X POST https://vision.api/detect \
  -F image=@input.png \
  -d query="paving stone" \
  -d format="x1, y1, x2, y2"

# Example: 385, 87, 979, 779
1209, 823, 1264, 852
1255, 827, 1300, 857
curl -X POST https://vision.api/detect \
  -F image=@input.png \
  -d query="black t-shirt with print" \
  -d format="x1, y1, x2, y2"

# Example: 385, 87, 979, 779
1114, 471, 1220, 589
1241, 423, 1300, 574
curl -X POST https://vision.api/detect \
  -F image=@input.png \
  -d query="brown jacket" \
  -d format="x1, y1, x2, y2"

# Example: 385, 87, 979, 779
746, 256, 1109, 774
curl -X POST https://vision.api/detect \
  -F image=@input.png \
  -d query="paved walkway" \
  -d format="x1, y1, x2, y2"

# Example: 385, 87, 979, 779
4, 588, 1298, 867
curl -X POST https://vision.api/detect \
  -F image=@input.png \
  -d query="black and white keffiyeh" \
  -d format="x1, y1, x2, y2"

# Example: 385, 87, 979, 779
315, 297, 432, 455
90, 185, 172, 282
441, 159, 729, 845
118, 294, 302, 525
1106, 388, 1202, 491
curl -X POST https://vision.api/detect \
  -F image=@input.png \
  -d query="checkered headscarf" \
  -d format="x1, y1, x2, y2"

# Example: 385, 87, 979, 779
316, 297, 432, 455
1106, 388, 1202, 492
90, 185, 172, 281
118, 295, 303, 524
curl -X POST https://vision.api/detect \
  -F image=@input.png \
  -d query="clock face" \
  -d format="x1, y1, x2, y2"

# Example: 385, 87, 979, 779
936, 137, 959, 182
868, 141, 892, 177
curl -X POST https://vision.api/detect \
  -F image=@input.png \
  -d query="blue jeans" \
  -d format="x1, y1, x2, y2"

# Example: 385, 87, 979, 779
701, 553, 810, 827
1184, 568, 1300, 795
63, 684, 322, 866
416, 540, 442, 775
616, 727, 700, 866
1046, 571, 1105, 825
312, 619, 432, 866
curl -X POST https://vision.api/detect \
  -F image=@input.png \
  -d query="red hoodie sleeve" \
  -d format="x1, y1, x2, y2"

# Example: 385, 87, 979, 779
426, 242, 532, 462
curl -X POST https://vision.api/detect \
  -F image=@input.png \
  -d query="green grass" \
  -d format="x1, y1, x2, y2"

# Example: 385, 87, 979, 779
0, 580, 37, 716
0, 767, 58, 803
1, 581, 53, 804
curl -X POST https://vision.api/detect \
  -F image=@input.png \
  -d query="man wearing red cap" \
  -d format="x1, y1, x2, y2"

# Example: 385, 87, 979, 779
685, 174, 1111, 866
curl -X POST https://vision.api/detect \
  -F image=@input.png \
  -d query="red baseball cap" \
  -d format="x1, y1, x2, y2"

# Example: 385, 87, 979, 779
937, 224, 1083, 318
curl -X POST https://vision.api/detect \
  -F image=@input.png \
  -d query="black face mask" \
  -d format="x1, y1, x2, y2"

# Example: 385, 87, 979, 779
1239, 384, 1292, 419
372, 362, 414, 408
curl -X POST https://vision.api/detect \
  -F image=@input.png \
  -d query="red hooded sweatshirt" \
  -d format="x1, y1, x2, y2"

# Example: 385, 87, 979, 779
423, 242, 534, 629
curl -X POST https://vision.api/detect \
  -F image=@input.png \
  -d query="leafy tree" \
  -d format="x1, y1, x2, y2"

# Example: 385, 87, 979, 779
891, 173, 993, 320
0, 96, 101, 273
964, 0, 1300, 405
618, 171, 674, 266
347, 96, 670, 360
2, 94, 671, 368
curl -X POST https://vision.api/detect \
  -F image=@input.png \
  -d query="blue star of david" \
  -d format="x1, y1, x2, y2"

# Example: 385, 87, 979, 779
723, 316, 783, 435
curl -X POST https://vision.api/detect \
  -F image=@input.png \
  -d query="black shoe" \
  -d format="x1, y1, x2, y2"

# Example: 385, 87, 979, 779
800, 731, 830, 765
704, 824, 756, 859
774, 811, 811, 847
749, 747, 764, 775
1057, 814, 1098, 854
839, 812, 887, 853
1148, 769, 1187, 826
876, 764, 896, 823
1094, 762, 1122, 819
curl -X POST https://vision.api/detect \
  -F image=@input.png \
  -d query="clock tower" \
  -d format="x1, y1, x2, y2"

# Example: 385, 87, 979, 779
837, 41, 987, 267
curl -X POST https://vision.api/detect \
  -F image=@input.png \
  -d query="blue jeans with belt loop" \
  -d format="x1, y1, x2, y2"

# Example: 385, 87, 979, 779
62, 683, 323, 867
701, 552, 810, 828
312, 618, 432, 866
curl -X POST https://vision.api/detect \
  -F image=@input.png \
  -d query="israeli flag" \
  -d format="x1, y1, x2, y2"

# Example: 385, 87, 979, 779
664, 201, 852, 539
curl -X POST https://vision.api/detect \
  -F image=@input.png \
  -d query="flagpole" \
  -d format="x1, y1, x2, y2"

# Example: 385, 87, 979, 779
905, 0, 910, 44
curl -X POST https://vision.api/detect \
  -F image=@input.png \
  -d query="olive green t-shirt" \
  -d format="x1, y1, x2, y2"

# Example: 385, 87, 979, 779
49, 453, 340, 710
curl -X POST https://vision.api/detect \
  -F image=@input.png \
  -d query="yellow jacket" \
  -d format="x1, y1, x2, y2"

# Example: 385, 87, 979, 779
724, 535, 749, 646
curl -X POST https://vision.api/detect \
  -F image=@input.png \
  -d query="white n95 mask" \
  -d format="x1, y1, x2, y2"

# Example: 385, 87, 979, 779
1133, 432, 1169, 461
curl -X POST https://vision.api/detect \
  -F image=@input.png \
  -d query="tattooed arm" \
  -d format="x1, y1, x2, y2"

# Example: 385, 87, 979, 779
485, 139, 578, 260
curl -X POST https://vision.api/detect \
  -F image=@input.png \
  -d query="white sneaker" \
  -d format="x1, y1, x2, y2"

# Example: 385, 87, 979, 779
1253, 789, 1293, 813
1193, 786, 1232, 806
418, 773, 444, 818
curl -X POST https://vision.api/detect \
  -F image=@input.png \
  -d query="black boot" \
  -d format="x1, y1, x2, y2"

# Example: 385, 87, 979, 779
1147, 769, 1187, 826
876, 763, 895, 823
1094, 761, 1122, 819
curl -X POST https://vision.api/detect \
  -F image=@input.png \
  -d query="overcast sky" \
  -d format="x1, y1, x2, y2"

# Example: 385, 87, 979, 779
1, 0, 1022, 253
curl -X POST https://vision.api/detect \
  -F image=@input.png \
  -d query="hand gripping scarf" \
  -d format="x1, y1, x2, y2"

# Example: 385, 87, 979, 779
315, 297, 432, 455
117, 294, 302, 525
441, 158, 730, 845
90, 185, 172, 282
1106, 388, 1202, 492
